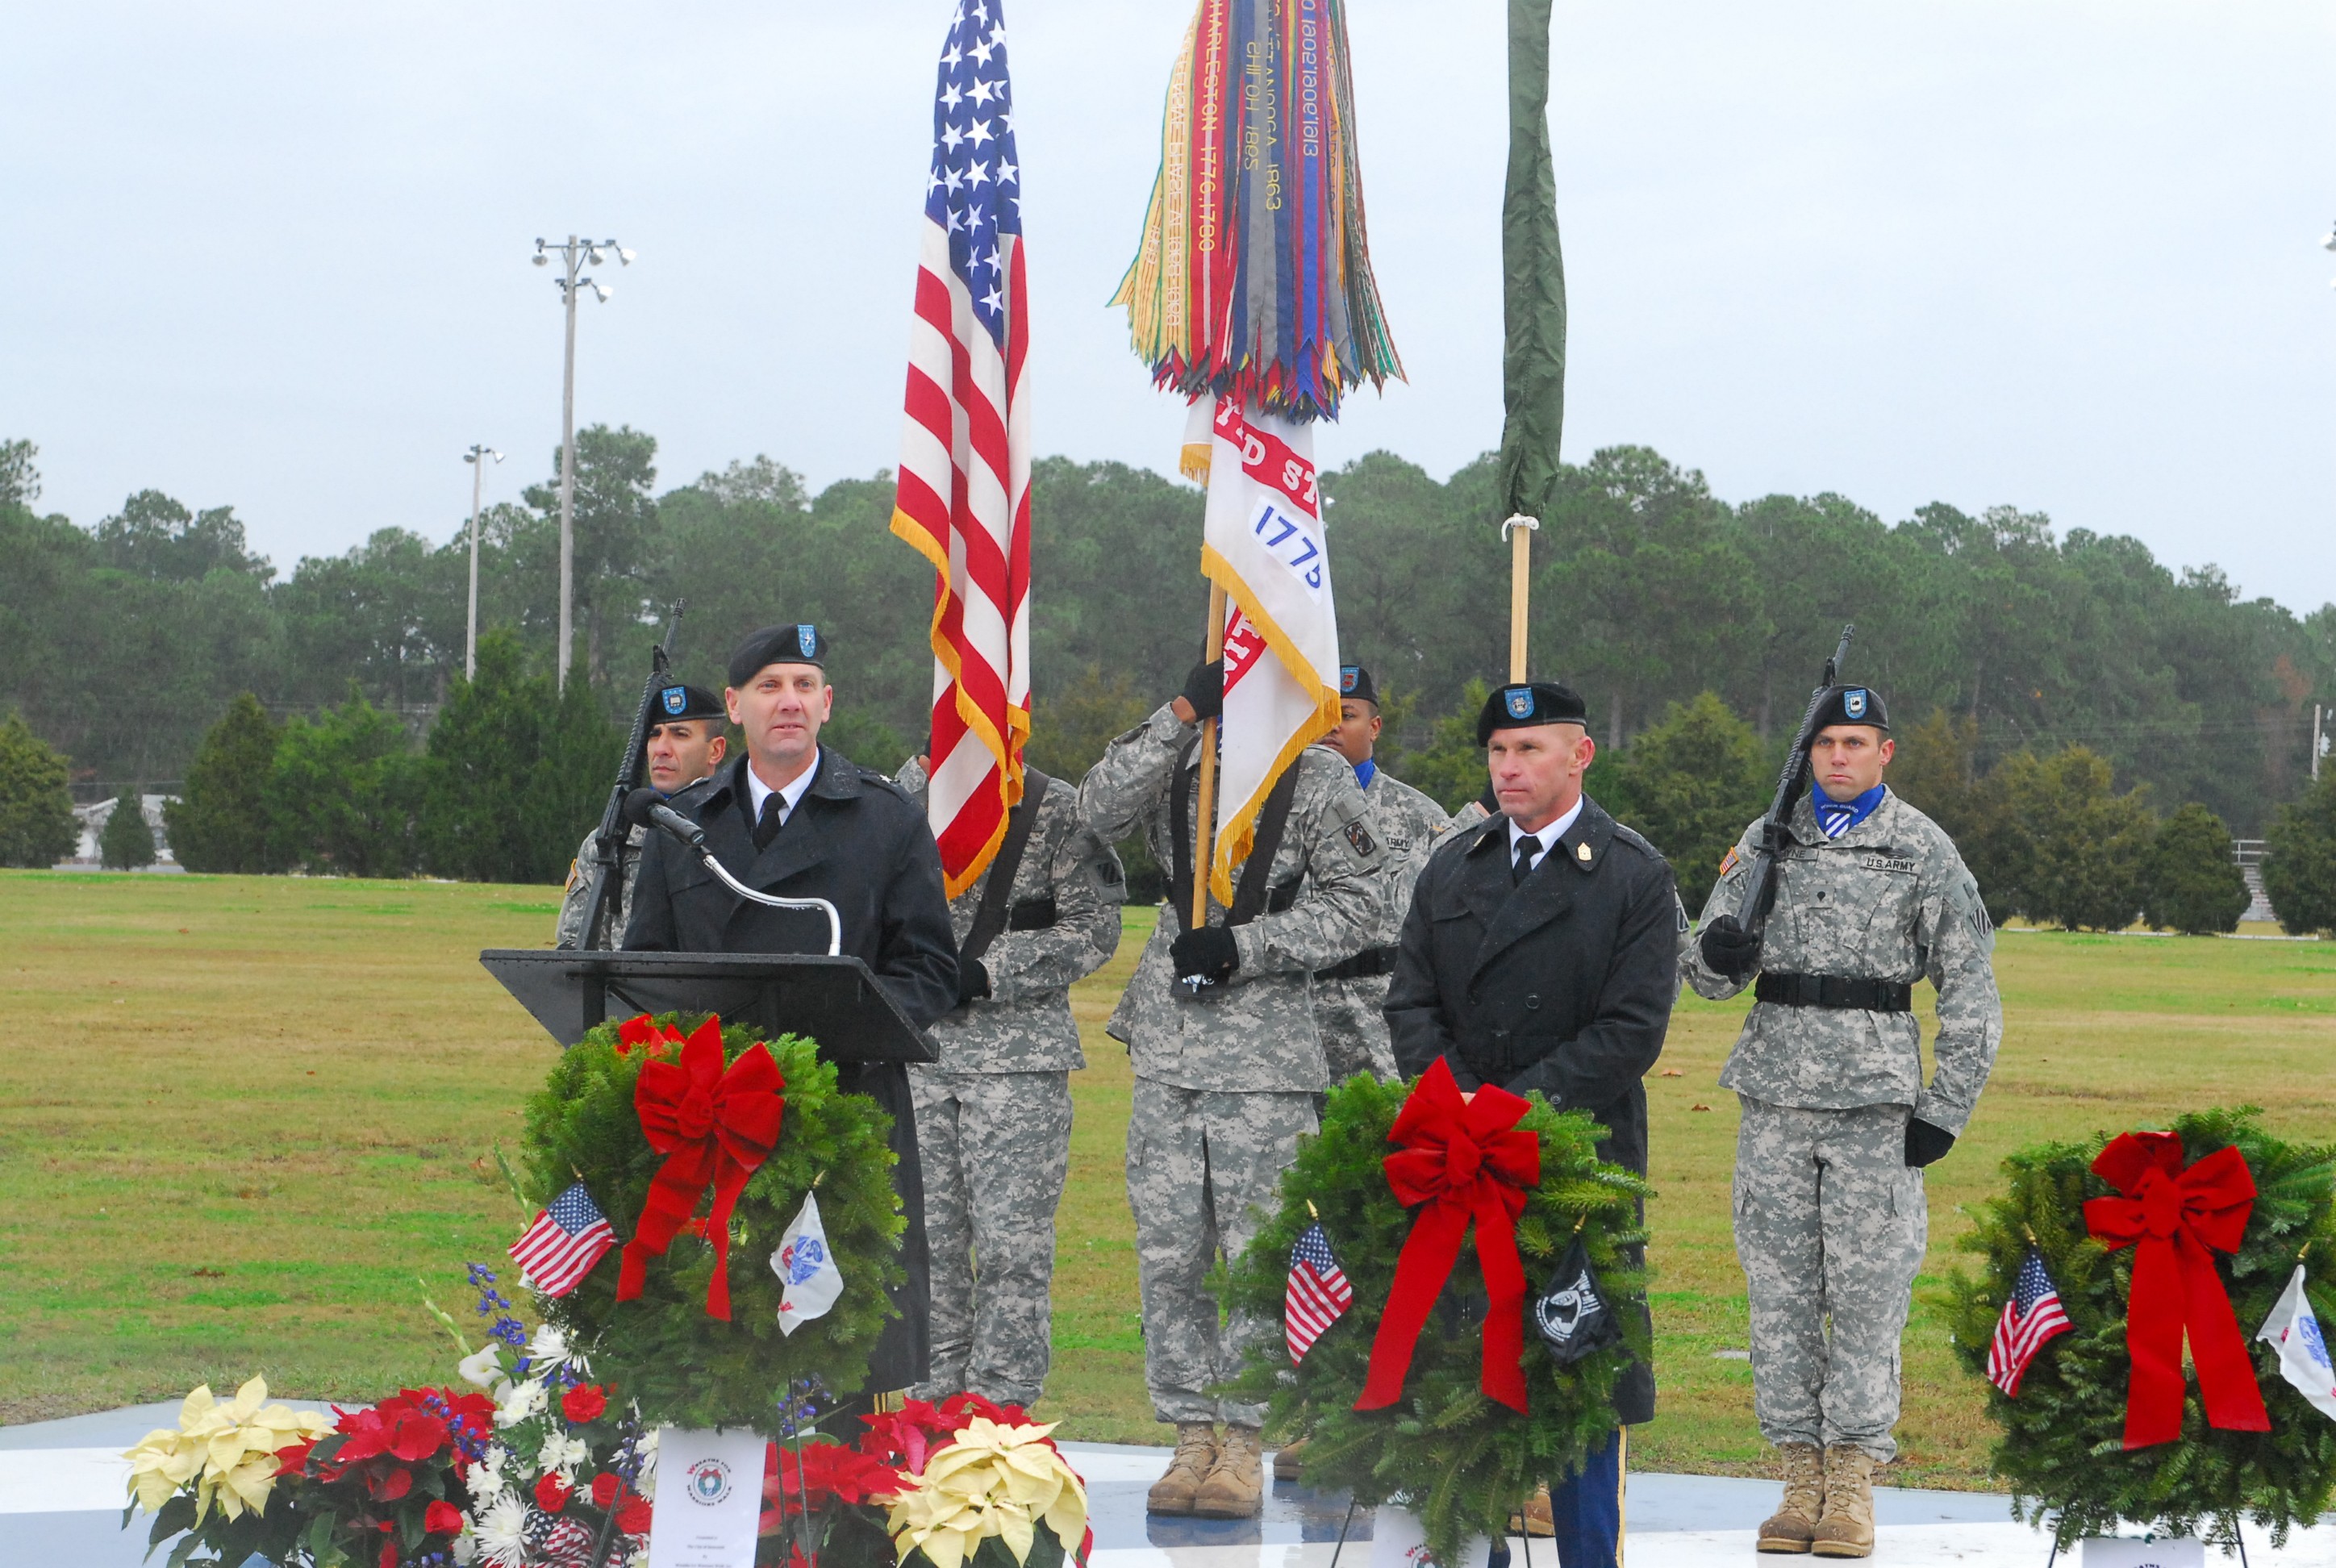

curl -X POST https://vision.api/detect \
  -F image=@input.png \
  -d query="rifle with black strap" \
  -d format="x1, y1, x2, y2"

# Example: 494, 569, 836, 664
959, 767, 1051, 969
574, 601, 686, 950
1734, 623, 1853, 936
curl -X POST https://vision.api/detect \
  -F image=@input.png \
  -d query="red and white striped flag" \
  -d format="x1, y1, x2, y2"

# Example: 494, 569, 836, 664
1286, 1221, 1354, 1362
891, 0, 1032, 898
510, 1182, 616, 1298
1987, 1248, 2073, 1396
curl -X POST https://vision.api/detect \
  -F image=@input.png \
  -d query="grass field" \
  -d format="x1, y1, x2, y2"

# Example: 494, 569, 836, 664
3, 869, 2331, 1489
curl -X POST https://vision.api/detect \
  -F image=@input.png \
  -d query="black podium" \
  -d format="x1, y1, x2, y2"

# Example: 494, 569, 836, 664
478, 949, 935, 1064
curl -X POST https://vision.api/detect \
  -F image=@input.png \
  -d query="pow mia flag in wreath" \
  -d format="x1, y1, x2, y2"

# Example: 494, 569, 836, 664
1533, 1236, 1625, 1366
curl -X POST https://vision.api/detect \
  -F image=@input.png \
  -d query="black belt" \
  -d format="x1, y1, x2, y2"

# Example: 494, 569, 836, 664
1755, 971, 1913, 1012
1316, 945, 1398, 983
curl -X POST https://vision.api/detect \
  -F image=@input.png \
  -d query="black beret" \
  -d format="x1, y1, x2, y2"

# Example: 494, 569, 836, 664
728, 623, 828, 686
1476, 681, 1590, 744
1808, 684, 1889, 736
648, 683, 726, 724
1338, 664, 1379, 707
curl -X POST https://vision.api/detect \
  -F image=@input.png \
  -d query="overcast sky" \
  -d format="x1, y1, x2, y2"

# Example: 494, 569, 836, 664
6, 1, 2334, 613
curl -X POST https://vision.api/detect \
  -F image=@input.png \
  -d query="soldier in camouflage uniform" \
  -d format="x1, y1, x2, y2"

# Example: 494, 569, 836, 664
1079, 660, 1384, 1520
890, 750, 1125, 1409
1683, 685, 2001, 1559
554, 682, 727, 949
1310, 663, 1453, 1084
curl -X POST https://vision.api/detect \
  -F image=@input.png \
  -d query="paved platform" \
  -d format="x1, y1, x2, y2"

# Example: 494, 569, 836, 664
6, 1407, 2334, 1566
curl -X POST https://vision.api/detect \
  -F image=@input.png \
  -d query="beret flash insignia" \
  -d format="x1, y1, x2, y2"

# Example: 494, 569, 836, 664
797, 623, 820, 658
661, 686, 687, 715
1340, 665, 1359, 693
1504, 686, 1535, 719
1843, 687, 1868, 719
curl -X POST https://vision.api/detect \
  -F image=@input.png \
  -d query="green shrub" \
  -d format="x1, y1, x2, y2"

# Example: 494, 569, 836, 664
1614, 691, 1767, 911
0, 714, 76, 868
417, 632, 619, 884
164, 693, 282, 873
99, 787, 156, 869
2139, 802, 2249, 935
2262, 770, 2336, 937
265, 689, 420, 877
1992, 747, 2154, 930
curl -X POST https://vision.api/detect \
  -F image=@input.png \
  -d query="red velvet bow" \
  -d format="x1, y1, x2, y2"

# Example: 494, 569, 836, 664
1357, 1057, 1543, 1414
2082, 1132, 2270, 1449
614, 1015, 786, 1320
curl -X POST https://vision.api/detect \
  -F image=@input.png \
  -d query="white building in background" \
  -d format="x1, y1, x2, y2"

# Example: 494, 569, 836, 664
61, 794, 183, 870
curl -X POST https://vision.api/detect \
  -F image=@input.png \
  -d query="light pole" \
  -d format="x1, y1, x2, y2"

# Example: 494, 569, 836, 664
461, 444, 505, 681
532, 234, 633, 691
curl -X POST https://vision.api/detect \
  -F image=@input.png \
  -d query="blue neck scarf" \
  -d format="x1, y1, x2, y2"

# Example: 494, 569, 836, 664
1813, 782, 1887, 840
1354, 758, 1377, 791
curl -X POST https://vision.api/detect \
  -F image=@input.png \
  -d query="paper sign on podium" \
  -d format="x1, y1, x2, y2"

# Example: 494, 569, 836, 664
646, 1427, 767, 1568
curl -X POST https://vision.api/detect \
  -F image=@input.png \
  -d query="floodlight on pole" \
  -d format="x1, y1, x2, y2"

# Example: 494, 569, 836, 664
533, 232, 630, 692
461, 444, 505, 682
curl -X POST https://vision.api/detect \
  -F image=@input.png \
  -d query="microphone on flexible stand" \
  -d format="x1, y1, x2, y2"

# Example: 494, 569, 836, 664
621, 787, 843, 956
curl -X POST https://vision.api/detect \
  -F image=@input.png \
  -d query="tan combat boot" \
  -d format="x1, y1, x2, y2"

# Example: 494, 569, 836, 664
1811, 1445, 1875, 1558
1192, 1424, 1265, 1518
1755, 1442, 1826, 1553
1146, 1423, 1217, 1516
1271, 1437, 1308, 1483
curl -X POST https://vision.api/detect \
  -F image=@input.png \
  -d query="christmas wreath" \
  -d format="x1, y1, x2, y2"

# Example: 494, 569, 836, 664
1220, 1065, 1650, 1566
519, 1011, 904, 1430
1942, 1106, 2336, 1549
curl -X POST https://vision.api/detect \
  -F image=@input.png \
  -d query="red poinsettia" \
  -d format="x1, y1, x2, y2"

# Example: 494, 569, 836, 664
561, 1385, 609, 1424
758, 1440, 905, 1531
856, 1392, 1032, 1478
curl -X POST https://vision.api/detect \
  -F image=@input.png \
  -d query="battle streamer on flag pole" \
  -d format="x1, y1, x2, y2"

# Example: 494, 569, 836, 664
891, 0, 1032, 898
1117, 0, 1400, 902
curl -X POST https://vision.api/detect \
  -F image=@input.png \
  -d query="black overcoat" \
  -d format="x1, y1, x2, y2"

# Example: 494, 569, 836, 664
1383, 794, 1680, 1424
624, 749, 958, 1394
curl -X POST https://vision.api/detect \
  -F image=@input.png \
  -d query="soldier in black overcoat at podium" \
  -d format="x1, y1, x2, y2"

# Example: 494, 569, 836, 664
624, 623, 958, 1396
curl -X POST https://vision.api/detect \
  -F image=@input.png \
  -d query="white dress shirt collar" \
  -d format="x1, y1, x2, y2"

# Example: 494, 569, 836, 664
745, 750, 820, 828
1507, 794, 1585, 865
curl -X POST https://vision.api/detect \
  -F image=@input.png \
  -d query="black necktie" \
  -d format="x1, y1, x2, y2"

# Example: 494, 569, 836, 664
1512, 838, 1542, 886
753, 792, 785, 851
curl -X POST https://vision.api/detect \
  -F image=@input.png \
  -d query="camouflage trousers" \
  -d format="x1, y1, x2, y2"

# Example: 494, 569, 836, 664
1312, 974, 1400, 1083
1733, 1095, 1928, 1462
908, 1069, 1074, 1408
1126, 1078, 1318, 1426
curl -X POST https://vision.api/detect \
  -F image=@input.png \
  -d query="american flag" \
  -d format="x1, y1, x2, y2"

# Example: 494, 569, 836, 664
1285, 1222, 1354, 1362
510, 1183, 616, 1298
891, 0, 1032, 899
1987, 1248, 2073, 1396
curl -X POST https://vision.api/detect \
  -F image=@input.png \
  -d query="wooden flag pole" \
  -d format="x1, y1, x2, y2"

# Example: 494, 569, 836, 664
1190, 582, 1229, 931
1502, 514, 1539, 682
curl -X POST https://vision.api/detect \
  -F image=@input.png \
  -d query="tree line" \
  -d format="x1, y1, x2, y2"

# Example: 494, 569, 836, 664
1, 427, 2332, 927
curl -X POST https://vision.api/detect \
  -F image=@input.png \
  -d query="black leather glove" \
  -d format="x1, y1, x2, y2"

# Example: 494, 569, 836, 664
1170, 924, 1240, 982
954, 957, 991, 1007
1905, 1118, 1957, 1168
1698, 914, 1762, 980
1178, 659, 1225, 723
